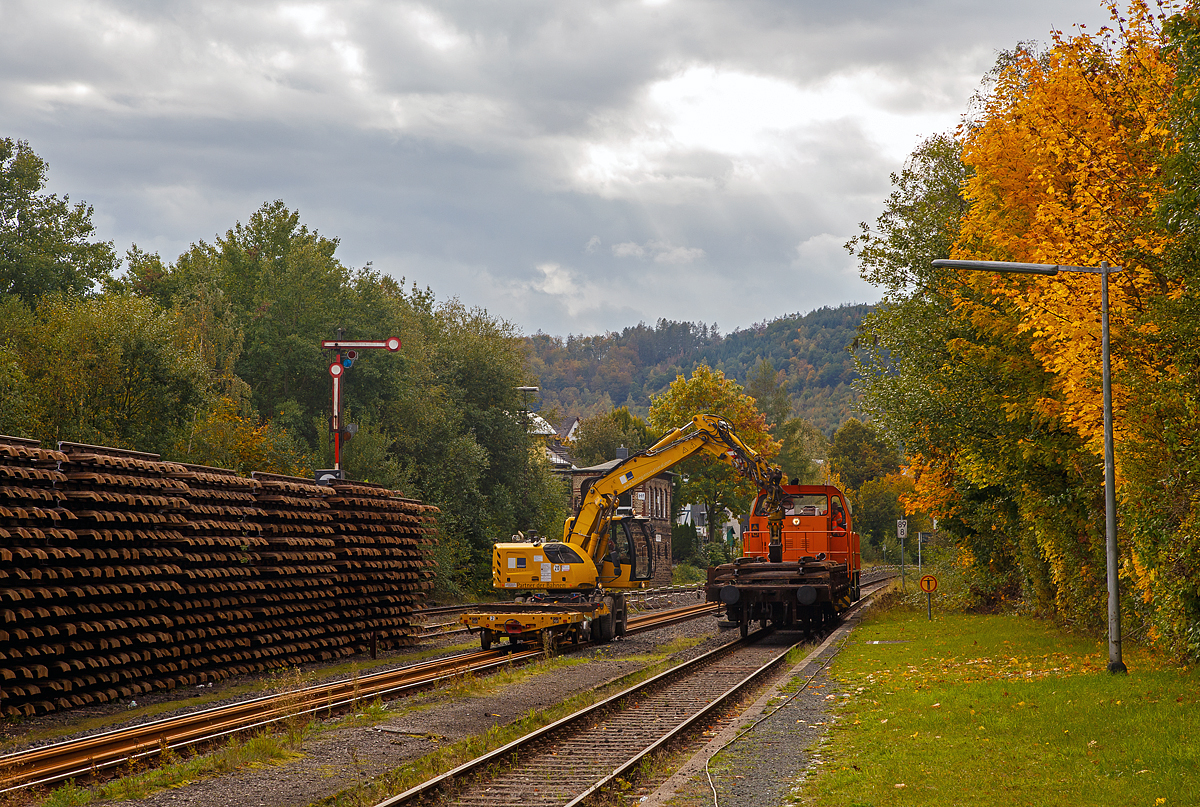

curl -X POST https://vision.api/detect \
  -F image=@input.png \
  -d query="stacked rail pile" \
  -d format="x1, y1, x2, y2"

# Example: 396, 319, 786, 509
249, 473, 354, 666
0, 436, 77, 716
55, 443, 192, 708
324, 480, 438, 651
0, 439, 191, 717
1, 435, 439, 718
163, 463, 268, 686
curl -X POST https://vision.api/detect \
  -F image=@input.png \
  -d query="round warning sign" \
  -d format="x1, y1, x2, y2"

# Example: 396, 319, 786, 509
919, 574, 938, 593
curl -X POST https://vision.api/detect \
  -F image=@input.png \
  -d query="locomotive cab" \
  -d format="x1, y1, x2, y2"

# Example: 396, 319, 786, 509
744, 484, 861, 576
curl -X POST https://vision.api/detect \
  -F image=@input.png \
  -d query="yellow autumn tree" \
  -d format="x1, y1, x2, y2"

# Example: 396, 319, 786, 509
955, 0, 1178, 456
648, 365, 779, 554
178, 396, 312, 476
928, 1, 1193, 632
863, 2, 1187, 626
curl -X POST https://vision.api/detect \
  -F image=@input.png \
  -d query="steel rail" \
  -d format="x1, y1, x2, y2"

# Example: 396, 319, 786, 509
0, 647, 543, 794
626, 601, 717, 632
373, 629, 802, 807
376, 580, 892, 807
0, 600, 717, 794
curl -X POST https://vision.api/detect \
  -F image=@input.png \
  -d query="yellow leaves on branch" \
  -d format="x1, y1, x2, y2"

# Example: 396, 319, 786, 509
181, 396, 310, 477
648, 365, 778, 458
954, 0, 1180, 458
905, 453, 959, 519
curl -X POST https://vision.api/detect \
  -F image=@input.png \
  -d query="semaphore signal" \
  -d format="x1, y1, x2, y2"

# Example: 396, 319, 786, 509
317, 332, 401, 482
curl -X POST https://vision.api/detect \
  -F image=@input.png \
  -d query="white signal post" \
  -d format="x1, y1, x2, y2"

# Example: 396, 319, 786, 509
321, 337, 401, 472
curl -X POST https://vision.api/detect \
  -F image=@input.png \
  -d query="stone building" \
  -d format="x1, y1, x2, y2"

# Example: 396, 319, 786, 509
570, 456, 674, 587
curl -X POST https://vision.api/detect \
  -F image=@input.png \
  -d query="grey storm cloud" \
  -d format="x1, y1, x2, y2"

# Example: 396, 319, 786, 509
1, 0, 1115, 336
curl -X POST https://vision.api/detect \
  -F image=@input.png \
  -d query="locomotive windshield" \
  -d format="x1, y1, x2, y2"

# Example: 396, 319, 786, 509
753, 493, 828, 517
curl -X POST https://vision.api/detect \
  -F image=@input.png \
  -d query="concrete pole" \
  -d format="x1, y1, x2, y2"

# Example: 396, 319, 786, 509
1101, 261, 1126, 673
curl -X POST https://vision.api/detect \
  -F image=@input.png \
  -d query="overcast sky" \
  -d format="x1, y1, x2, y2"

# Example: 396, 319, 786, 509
2, 0, 1116, 337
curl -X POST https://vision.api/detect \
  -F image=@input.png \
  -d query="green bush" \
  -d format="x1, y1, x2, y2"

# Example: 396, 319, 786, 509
671, 522, 699, 561
672, 562, 706, 584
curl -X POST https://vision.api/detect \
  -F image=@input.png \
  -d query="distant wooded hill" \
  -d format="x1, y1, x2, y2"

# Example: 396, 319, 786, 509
527, 304, 870, 436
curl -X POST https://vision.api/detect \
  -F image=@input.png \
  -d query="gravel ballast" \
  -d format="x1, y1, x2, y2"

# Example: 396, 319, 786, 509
15, 592, 871, 807
95, 600, 728, 807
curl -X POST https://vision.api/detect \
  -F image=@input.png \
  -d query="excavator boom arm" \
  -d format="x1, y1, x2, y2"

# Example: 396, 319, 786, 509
565, 414, 783, 561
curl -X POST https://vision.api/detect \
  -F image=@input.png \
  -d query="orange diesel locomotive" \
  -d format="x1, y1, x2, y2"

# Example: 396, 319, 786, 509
706, 483, 861, 636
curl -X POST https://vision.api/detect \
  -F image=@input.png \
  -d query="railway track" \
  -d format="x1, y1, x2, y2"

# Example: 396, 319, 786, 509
0, 600, 715, 795
373, 579, 891, 807
375, 629, 803, 807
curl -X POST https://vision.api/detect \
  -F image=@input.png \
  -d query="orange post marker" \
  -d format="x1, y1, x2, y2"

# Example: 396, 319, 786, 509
920, 574, 937, 620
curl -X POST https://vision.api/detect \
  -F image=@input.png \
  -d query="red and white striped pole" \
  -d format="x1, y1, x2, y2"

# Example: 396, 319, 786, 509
322, 337, 401, 472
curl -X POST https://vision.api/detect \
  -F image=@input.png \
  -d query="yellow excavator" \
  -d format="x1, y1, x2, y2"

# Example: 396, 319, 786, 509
461, 414, 785, 649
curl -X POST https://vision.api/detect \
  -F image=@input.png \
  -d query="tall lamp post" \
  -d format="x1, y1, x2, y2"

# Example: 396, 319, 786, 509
516, 386, 539, 533
932, 258, 1127, 674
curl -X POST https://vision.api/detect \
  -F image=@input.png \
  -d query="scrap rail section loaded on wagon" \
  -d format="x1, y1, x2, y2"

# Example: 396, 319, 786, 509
705, 483, 862, 637
460, 414, 785, 651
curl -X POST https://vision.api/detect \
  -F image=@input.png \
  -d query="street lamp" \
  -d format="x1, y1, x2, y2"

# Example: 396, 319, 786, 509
932, 258, 1127, 674
516, 386, 539, 430
515, 386, 540, 533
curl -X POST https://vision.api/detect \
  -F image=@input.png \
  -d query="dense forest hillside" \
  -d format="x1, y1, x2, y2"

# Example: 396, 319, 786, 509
527, 304, 869, 436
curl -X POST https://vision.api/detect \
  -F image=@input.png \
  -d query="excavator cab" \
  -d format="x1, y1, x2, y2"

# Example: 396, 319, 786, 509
599, 516, 655, 585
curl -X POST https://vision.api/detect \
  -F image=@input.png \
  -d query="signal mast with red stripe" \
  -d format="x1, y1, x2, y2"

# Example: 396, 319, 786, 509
319, 331, 401, 482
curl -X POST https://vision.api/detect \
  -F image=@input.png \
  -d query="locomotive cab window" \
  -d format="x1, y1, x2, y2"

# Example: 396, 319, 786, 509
754, 494, 829, 516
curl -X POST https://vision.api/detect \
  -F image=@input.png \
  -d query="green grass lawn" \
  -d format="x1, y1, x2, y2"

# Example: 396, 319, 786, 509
796, 595, 1200, 806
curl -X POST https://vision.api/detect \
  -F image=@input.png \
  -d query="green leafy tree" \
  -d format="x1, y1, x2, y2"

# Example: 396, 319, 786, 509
14, 292, 208, 453
106, 245, 177, 309
827, 418, 900, 493
0, 295, 37, 437
775, 416, 825, 485
648, 365, 779, 547
571, 406, 655, 466
745, 358, 791, 431
0, 138, 117, 303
